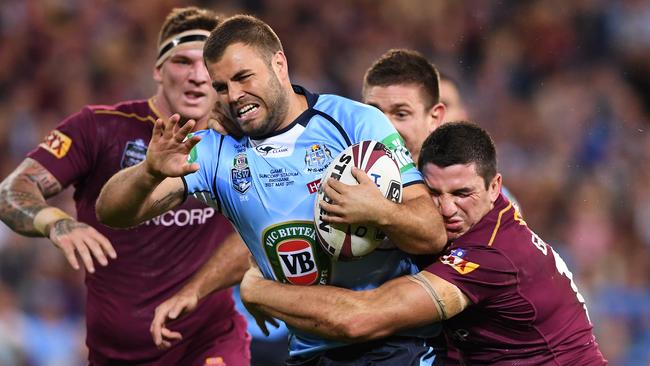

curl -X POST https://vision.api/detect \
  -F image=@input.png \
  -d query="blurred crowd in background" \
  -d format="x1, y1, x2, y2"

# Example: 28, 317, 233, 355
1, 0, 649, 365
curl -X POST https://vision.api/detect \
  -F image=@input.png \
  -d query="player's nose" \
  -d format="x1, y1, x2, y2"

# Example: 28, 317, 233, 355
438, 195, 457, 217
189, 62, 210, 84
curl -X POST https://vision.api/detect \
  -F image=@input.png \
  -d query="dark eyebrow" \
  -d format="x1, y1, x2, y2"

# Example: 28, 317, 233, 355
232, 69, 252, 80
452, 187, 474, 195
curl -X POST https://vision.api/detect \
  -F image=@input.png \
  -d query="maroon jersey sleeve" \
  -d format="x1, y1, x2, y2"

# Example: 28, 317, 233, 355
27, 107, 99, 187
425, 246, 517, 304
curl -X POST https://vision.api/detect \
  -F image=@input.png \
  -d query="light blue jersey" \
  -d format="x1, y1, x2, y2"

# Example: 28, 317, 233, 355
184, 86, 440, 357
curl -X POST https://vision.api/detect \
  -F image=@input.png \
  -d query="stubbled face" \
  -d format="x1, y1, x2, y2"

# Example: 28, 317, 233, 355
155, 48, 215, 123
363, 84, 437, 161
207, 43, 289, 138
422, 162, 501, 241
440, 79, 469, 122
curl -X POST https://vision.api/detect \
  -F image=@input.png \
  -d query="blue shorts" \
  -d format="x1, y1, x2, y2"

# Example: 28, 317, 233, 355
285, 336, 445, 366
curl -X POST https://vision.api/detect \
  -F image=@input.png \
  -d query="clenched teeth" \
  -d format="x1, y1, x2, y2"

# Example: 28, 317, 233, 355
237, 104, 259, 117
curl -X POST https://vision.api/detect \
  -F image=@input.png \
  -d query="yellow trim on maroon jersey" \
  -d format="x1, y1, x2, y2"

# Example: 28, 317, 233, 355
93, 109, 157, 124
487, 202, 513, 246
147, 98, 163, 120
39, 130, 72, 159
514, 207, 527, 226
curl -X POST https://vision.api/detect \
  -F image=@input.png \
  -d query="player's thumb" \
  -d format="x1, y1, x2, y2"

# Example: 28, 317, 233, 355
183, 162, 200, 175
351, 167, 370, 184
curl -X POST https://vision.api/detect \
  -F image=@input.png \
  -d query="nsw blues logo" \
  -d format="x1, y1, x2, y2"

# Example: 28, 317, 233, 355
121, 139, 147, 168
304, 144, 333, 173
231, 153, 252, 194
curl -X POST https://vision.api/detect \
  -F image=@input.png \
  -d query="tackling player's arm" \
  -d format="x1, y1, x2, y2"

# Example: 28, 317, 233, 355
150, 232, 250, 349
96, 114, 201, 228
0, 158, 116, 272
320, 167, 446, 254
240, 266, 469, 342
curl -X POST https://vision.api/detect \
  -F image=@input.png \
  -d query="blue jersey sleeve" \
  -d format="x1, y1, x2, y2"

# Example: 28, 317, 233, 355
350, 104, 422, 185
182, 130, 221, 209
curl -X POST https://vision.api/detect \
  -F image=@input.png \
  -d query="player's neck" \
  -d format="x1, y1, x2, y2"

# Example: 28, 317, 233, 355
150, 94, 208, 131
277, 92, 308, 130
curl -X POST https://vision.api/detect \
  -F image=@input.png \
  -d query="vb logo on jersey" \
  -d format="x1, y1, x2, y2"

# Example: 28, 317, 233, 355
263, 221, 331, 286
231, 153, 252, 194
121, 139, 147, 168
304, 143, 333, 173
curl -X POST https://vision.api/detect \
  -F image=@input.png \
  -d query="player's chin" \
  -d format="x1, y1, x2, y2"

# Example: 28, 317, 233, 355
177, 107, 209, 124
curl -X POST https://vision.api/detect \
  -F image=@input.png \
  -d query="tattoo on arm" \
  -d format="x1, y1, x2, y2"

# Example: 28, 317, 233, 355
0, 159, 63, 235
52, 219, 88, 237
150, 186, 184, 214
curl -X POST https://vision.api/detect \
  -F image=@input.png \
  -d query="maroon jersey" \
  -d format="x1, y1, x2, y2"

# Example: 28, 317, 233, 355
425, 195, 607, 366
29, 100, 246, 362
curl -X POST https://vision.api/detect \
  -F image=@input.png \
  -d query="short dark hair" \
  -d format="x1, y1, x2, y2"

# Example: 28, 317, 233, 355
363, 49, 440, 108
203, 15, 283, 64
158, 7, 220, 46
419, 121, 497, 188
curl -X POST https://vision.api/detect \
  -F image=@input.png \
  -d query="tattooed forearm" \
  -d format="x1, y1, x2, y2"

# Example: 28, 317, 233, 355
51, 219, 87, 237
0, 158, 63, 236
150, 186, 185, 214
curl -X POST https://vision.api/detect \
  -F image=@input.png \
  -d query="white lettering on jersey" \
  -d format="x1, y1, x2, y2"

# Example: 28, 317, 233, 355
529, 230, 590, 320
144, 207, 215, 227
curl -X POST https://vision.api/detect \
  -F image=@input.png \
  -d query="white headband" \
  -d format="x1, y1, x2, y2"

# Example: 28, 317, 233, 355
155, 29, 211, 67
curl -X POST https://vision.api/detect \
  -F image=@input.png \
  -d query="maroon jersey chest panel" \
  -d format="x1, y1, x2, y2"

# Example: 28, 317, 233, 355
28, 100, 241, 359
426, 195, 606, 365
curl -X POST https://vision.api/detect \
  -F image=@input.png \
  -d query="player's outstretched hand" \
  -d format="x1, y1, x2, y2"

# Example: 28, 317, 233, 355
150, 289, 199, 349
49, 218, 117, 273
319, 167, 389, 226
145, 114, 202, 179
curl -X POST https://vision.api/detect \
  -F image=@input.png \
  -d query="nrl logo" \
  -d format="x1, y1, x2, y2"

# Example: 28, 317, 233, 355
262, 221, 331, 286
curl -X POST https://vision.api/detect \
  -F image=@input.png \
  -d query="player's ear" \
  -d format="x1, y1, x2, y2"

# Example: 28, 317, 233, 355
489, 173, 502, 203
153, 65, 163, 83
428, 102, 446, 133
271, 51, 288, 80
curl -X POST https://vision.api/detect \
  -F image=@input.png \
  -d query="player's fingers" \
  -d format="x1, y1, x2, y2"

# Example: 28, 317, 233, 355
182, 162, 200, 175
168, 301, 187, 320
83, 238, 109, 267
152, 118, 164, 139
56, 240, 81, 271
319, 200, 343, 216
351, 167, 371, 184
326, 178, 352, 195
175, 119, 196, 142
256, 319, 270, 337
158, 339, 172, 349
150, 307, 169, 345
322, 181, 343, 203
90, 230, 117, 259
268, 317, 280, 328
183, 134, 202, 151
73, 240, 95, 273
161, 327, 183, 342
163, 114, 180, 138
